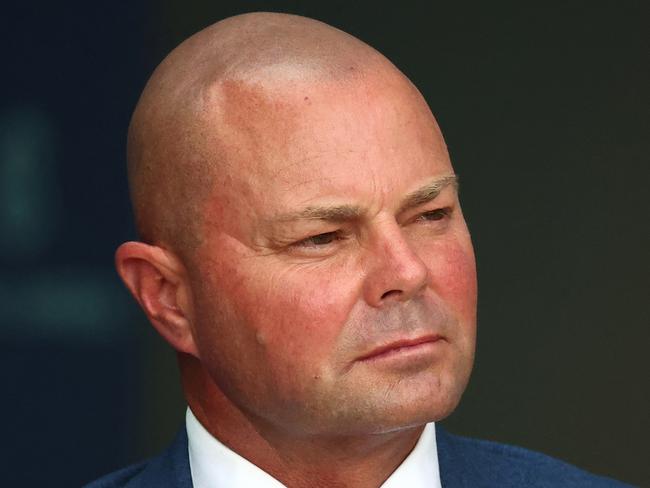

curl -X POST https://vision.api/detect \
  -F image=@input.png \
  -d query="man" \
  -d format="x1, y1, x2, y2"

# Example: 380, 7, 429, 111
86, 12, 631, 488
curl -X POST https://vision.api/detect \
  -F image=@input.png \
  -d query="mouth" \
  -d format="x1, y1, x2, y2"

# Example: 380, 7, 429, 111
357, 334, 444, 362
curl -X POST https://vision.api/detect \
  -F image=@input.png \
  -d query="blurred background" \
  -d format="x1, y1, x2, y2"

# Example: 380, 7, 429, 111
1, 1, 647, 486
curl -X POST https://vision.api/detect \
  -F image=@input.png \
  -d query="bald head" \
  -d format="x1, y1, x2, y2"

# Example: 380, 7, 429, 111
127, 12, 426, 255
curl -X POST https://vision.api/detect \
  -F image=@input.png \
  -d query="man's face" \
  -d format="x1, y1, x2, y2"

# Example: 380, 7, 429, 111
186, 73, 477, 437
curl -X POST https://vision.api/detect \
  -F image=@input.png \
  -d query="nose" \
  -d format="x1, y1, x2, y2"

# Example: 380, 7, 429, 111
362, 224, 429, 308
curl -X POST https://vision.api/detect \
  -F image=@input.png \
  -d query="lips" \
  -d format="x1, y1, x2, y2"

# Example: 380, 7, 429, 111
357, 334, 443, 361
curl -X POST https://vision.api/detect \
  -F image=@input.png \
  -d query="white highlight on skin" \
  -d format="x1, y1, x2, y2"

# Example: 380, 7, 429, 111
256, 330, 267, 345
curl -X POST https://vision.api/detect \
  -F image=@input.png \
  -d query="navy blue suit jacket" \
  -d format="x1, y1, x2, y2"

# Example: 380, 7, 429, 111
84, 426, 633, 487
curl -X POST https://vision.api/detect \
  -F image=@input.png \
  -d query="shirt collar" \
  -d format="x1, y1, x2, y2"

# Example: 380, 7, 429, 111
186, 407, 441, 488
379, 421, 441, 488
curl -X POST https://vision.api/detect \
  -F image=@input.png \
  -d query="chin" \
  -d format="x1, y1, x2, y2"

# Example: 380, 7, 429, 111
383, 389, 465, 433
321, 376, 469, 437
395, 366, 473, 427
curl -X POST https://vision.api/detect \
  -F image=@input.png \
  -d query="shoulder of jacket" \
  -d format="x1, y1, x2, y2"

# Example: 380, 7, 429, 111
82, 460, 150, 488
438, 428, 634, 487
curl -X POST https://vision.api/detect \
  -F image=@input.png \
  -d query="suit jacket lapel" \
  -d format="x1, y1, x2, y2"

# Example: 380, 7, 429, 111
130, 428, 193, 487
436, 425, 477, 488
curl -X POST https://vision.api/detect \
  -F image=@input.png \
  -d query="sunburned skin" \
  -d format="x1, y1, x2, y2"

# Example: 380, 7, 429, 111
116, 12, 477, 488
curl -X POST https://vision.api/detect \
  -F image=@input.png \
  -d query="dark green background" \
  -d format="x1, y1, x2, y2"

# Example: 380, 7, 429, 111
2, 2, 647, 486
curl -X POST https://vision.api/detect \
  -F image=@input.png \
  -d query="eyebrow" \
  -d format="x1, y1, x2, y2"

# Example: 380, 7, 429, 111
273, 203, 364, 223
270, 174, 458, 224
396, 174, 458, 214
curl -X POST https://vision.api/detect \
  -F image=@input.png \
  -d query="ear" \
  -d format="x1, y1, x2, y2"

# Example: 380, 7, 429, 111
115, 241, 199, 357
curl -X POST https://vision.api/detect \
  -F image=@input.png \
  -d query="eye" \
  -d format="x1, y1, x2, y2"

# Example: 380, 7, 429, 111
415, 207, 451, 222
294, 231, 340, 248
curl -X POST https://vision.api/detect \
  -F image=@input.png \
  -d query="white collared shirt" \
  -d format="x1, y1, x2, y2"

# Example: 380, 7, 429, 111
186, 408, 441, 488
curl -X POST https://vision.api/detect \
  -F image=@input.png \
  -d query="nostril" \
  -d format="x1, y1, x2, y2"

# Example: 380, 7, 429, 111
380, 289, 402, 301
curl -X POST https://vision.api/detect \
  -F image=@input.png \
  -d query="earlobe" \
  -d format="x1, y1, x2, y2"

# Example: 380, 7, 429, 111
115, 241, 199, 357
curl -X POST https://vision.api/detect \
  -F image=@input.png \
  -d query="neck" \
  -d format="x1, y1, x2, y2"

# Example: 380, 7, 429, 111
180, 354, 425, 488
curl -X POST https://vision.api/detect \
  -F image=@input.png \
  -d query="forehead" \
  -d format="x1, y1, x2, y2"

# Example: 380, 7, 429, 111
200, 72, 452, 224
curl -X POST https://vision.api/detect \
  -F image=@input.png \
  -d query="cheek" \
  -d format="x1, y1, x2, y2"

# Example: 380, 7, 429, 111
255, 267, 361, 363
202, 242, 362, 371
422, 237, 477, 319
